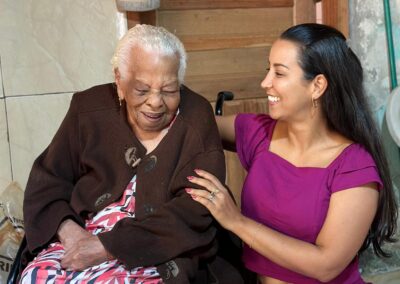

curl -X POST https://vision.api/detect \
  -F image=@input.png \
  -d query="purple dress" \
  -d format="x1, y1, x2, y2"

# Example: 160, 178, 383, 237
235, 114, 382, 284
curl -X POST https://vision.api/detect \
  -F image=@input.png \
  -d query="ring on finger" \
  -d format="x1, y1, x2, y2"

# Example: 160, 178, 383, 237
208, 193, 215, 202
210, 189, 219, 198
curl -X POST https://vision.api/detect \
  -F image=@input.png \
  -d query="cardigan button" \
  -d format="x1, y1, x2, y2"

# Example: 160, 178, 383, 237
144, 204, 154, 214
165, 260, 179, 278
125, 147, 141, 168
95, 193, 111, 207
144, 155, 157, 173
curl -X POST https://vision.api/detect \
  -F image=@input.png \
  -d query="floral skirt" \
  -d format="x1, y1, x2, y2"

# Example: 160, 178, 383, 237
20, 175, 162, 284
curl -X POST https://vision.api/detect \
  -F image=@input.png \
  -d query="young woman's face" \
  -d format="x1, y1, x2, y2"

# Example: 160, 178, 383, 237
116, 47, 180, 139
261, 39, 314, 122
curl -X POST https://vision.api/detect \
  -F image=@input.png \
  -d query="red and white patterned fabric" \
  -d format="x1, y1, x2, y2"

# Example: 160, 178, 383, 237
20, 175, 162, 284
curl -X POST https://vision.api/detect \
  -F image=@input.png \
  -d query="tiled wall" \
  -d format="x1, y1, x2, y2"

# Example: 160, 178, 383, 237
349, 0, 400, 276
0, 0, 125, 192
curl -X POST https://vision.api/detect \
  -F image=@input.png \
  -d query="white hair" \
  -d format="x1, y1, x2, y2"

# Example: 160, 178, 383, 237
111, 24, 187, 84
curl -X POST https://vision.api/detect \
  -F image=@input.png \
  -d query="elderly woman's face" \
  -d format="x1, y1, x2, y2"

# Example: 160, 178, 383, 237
116, 48, 180, 139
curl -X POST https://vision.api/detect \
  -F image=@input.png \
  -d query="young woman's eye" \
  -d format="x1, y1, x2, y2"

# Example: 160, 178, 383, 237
266, 68, 283, 77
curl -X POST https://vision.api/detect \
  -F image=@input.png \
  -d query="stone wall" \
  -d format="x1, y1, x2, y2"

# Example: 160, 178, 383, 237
349, 0, 400, 276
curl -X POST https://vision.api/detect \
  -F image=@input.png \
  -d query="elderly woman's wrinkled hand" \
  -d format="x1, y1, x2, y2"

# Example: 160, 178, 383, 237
186, 169, 243, 231
57, 219, 89, 251
60, 234, 110, 271
57, 219, 110, 270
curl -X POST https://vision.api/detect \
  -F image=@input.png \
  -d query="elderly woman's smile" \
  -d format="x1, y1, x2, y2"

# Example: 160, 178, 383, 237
142, 111, 164, 120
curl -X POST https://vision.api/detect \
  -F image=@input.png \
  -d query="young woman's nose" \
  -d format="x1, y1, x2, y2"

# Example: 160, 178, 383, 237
261, 70, 272, 90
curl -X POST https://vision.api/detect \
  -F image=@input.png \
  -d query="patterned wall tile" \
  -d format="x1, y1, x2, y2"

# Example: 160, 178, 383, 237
0, 99, 12, 193
7, 93, 72, 188
0, 0, 121, 97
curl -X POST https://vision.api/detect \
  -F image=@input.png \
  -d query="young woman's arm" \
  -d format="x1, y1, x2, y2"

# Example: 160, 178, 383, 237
216, 115, 237, 151
188, 170, 379, 282
233, 185, 378, 282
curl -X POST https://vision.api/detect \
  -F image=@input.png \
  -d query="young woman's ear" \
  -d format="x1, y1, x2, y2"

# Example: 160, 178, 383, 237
312, 74, 328, 99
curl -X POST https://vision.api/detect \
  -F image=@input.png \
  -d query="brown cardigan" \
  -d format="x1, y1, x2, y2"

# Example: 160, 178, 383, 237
23, 83, 227, 282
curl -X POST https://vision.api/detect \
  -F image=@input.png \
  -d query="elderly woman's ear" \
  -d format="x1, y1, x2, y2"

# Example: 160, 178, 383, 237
114, 68, 121, 86
114, 68, 124, 100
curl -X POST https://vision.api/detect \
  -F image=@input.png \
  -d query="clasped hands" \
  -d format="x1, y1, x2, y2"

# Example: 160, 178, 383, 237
57, 219, 112, 270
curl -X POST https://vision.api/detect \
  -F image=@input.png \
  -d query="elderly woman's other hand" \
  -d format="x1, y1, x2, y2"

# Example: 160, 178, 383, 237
60, 234, 111, 270
57, 219, 88, 251
186, 169, 243, 231
57, 219, 110, 270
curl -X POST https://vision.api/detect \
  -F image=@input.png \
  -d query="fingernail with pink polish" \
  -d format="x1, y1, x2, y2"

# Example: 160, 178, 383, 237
185, 188, 192, 193
187, 176, 194, 181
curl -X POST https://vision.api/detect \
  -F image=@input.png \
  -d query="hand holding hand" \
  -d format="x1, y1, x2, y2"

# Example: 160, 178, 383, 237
60, 234, 111, 270
57, 219, 89, 251
57, 219, 112, 270
186, 169, 243, 231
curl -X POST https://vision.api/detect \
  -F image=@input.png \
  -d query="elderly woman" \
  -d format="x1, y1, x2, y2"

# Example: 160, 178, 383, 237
19, 25, 235, 283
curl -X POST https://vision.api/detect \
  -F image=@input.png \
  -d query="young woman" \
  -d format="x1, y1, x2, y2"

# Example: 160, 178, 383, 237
187, 23, 397, 284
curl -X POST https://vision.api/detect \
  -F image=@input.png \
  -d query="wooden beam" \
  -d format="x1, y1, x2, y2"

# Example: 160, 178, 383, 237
160, 0, 293, 10
293, 0, 316, 24
186, 72, 267, 102
321, 0, 349, 37
180, 34, 275, 51
127, 11, 156, 29
157, 7, 292, 50
127, 12, 140, 28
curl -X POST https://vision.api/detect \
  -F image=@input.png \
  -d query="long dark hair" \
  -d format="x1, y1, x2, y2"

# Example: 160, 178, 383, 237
280, 23, 397, 257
